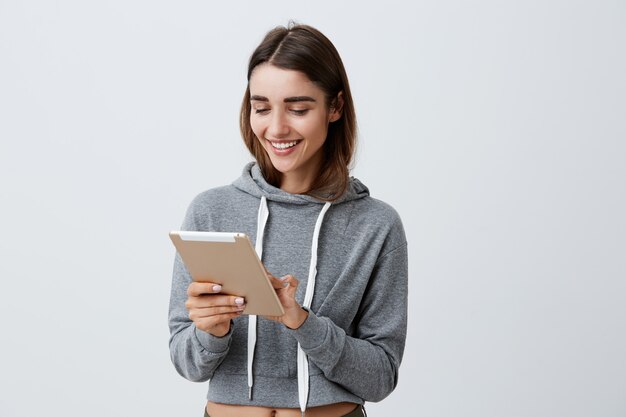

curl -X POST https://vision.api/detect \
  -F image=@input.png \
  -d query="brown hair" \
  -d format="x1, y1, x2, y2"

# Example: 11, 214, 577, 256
240, 22, 357, 201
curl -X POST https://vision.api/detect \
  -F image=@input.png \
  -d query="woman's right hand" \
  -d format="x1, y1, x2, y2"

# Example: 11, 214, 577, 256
185, 282, 246, 337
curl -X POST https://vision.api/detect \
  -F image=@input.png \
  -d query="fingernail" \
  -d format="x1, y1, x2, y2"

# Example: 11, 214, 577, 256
212, 285, 222, 292
279, 275, 289, 280
235, 297, 244, 305
283, 282, 289, 288
237, 304, 246, 310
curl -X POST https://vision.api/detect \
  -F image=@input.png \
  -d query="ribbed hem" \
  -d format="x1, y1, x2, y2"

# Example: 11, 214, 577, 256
194, 324, 232, 353
207, 373, 363, 408
290, 309, 329, 350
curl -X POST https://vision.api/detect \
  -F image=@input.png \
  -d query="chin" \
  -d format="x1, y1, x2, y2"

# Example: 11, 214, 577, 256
268, 162, 295, 175
264, 155, 291, 172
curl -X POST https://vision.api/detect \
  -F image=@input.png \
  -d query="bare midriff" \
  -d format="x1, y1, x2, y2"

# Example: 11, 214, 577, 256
206, 401, 358, 417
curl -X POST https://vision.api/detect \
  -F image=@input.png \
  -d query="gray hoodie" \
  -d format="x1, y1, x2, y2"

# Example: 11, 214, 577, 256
168, 162, 408, 411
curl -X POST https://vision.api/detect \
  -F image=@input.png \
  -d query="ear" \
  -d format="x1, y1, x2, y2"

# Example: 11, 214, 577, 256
328, 91, 344, 123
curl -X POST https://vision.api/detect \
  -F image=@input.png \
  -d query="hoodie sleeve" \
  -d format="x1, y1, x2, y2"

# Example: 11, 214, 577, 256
167, 196, 233, 382
290, 241, 408, 402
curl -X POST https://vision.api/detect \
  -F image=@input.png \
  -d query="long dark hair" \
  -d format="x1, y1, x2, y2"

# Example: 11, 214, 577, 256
240, 22, 357, 201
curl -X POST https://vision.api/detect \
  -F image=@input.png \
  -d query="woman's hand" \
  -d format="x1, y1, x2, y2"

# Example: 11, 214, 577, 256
265, 273, 309, 330
185, 282, 246, 337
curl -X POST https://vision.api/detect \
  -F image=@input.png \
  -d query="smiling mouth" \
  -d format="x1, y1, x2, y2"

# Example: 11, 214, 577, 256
268, 140, 302, 150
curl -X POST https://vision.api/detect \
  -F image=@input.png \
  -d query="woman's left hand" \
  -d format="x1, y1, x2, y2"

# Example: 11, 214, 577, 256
264, 273, 309, 330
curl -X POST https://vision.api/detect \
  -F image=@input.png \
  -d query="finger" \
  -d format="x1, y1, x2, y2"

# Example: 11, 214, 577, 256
269, 275, 291, 290
272, 275, 301, 310
187, 281, 223, 296
279, 274, 298, 289
195, 312, 242, 330
189, 305, 245, 320
186, 295, 246, 309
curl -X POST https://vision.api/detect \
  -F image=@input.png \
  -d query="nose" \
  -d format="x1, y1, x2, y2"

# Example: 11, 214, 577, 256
267, 110, 290, 138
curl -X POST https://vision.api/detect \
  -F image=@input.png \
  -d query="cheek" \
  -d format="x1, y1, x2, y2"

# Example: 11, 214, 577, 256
296, 117, 325, 138
249, 118, 264, 139
305, 117, 329, 140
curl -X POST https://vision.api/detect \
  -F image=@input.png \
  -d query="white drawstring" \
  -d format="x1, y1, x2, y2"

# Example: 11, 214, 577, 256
298, 202, 331, 416
248, 196, 269, 399
247, 196, 331, 416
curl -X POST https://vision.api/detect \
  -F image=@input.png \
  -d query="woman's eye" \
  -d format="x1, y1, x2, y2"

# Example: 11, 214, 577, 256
291, 109, 308, 115
254, 108, 270, 114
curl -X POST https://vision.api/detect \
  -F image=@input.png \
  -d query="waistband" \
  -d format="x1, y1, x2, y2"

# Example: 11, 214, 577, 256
203, 404, 366, 417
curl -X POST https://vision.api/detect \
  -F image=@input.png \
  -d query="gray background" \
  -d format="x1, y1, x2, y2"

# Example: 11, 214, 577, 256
1, 1, 625, 416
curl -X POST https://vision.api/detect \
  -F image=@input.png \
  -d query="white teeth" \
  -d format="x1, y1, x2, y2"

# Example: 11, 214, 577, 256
270, 140, 299, 149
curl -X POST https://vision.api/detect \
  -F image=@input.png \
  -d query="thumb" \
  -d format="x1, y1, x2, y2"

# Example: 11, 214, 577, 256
268, 274, 296, 290
279, 274, 298, 289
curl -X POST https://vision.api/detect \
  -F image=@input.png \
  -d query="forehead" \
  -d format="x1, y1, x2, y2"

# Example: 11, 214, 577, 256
249, 64, 323, 99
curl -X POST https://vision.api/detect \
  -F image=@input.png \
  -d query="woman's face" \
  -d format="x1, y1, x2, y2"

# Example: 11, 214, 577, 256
249, 63, 341, 189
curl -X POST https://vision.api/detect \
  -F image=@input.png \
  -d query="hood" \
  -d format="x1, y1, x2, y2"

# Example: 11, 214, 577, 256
232, 162, 369, 205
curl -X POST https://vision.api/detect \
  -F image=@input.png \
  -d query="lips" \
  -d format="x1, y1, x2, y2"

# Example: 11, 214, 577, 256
266, 139, 302, 156
268, 139, 301, 149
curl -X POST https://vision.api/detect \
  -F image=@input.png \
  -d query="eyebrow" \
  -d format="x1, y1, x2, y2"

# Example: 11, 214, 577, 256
250, 95, 317, 103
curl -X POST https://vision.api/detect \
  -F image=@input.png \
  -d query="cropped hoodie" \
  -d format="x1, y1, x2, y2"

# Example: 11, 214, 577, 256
168, 162, 408, 413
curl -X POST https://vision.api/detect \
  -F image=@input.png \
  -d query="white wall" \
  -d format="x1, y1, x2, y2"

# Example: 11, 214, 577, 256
1, 1, 624, 416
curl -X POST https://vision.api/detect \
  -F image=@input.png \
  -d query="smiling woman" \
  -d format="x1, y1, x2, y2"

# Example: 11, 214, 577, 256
248, 64, 343, 195
168, 22, 408, 417
240, 25, 356, 201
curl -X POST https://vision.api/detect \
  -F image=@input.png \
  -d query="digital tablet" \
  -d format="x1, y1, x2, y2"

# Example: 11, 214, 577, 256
169, 231, 284, 316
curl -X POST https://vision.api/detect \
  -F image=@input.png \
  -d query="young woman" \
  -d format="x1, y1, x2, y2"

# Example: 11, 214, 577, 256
168, 23, 408, 417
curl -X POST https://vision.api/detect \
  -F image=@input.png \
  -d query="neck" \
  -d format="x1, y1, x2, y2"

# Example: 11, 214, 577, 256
276, 152, 323, 195
279, 171, 316, 195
